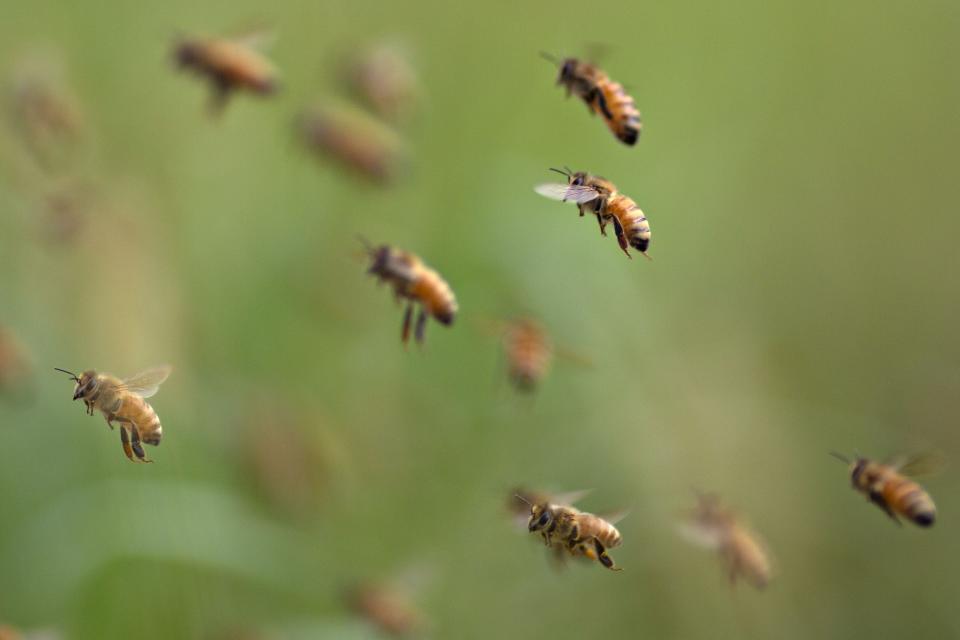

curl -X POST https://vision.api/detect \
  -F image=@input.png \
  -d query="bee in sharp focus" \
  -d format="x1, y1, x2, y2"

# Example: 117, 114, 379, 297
830, 451, 938, 527
535, 167, 651, 259
361, 239, 457, 346
299, 104, 406, 184
55, 365, 171, 462
679, 492, 772, 590
173, 32, 278, 113
542, 53, 641, 146
517, 493, 624, 570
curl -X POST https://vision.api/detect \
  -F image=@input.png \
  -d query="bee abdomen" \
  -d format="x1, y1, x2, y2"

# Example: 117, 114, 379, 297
895, 484, 936, 527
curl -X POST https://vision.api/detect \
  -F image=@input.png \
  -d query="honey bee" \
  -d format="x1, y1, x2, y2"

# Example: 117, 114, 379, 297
298, 105, 405, 184
679, 492, 772, 590
0, 327, 32, 398
535, 167, 651, 259
543, 53, 641, 146
831, 452, 937, 527
361, 239, 458, 345
502, 318, 553, 392
174, 33, 278, 112
55, 365, 171, 462
346, 582, 425, 637
342, 42, 420, 123
517, 493, 624, 570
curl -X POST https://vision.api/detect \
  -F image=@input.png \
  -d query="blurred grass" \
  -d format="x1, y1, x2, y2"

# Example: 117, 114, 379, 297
2, 0, 960, 638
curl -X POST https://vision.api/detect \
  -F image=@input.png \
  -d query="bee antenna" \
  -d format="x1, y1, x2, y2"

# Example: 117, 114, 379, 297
828, 451, 851, 464
548, 167, 571, 178
539, 51, 560, 66
356, 234, 375, 254
514, 494, 532, 506
54, 367, 79, 381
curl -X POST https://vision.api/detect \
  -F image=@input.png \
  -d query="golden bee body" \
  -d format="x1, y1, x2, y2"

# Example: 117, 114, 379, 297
681, 494, 772, 590
57, 366, 171, 462
299, 105, 405, 184
346, 583, 424, 638
363, 242, 457, 345
503, 318, 552, 392
846, 456, 936, 527
525, 499, 623, 570
553, 58, 641, 145
535, 168, 651, 259
174, 36, 277, 112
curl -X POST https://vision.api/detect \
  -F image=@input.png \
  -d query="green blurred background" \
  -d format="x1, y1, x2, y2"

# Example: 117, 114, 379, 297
1, 0, 960, 638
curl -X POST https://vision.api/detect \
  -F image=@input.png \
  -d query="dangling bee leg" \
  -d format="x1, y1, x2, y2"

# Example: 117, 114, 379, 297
868, 490, 901, 526
592, 538, 621, 571
119, 424, 136, 462
207, 78, 232, 116
611, 218, 632, 259
401, 303, 414, 346
414, 308, 428, 345
129, 423, 152, 463
104, 413, 116, 430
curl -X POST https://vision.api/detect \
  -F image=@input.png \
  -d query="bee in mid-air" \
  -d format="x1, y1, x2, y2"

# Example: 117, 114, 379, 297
341, 42, 420, 123
0, 326, 32, 399
517, 493, 624, 570
543, 53, 641, 146
345, 581, 426, 637
56, 365, 171, 462
174, 32, 278, 113
679, 492, 772, 590
830, 452, 937, 527
501, 318, 553, 392
361, 239, 458, 346
535, 167, 651, 259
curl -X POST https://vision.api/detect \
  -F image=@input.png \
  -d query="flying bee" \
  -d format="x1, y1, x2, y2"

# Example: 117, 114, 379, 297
501, 318, 553, 392
345, 582, 426, 638
0, 327, 32, 399
298, 104, 406, 184
341, 42, 420, 123
173, 32, 278, 113
830, 451, 938, 527
542, 53, 641, 146
535, 167, 651, 259
55, 365, 171, 462
679, 492, 772, 590
361, 239, 458, 346
517, 493, 624, 570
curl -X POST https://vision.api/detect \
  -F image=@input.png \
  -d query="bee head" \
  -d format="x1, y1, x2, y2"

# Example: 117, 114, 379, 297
558, 58, 577, 85
358, 236, 392, 276
55, 367, 97, 400
527, 503, 554, 532
830, 451, 866, 487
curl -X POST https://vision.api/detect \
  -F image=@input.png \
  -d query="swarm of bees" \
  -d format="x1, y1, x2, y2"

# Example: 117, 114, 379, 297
679, 493, 773, 590
55, 365, 170, 462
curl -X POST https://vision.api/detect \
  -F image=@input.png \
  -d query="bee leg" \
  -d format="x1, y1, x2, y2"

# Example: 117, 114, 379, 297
208, 78, 232, 116
129, 424, 152, 463
869, 490, 901, 526
593, 539, 621, 571
611, 218, 632, 259
595, 213, 607, 236
119, 425, 136, 462
594, 89, 613, 120
105, 414, 116, 430
414, 308, 428, 345
401, 303, 414, 346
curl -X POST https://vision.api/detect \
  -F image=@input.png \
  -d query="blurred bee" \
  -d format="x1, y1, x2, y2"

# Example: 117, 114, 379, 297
679, 492, 772, 590
342, 42, 420, 123
535, 167, 651, 259
346, 582, 425, 638
498, 318, 554, 393
173, 32, 278, 113
542, 53, 641, 146
0, 327, 32, 399
55, 365, 171, 462
517, 493, 624, 570
830, 451, 938, 527
361, 239, 457, 346
298, 104, 405, 184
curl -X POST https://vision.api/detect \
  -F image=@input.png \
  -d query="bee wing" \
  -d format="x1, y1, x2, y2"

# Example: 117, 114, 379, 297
534, 183, 601, 205
676, 521, 724, 550
226, 24, 278, 50
892, 453, 945, 478
553, 346, 594, 370
121, 365, 172, 398
552, 488, 592, 506
598, 509, 629, 526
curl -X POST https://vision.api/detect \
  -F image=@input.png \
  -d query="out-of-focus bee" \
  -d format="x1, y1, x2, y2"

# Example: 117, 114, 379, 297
0, 327, 32, 399
8, 55, 84, 171
535, 167, 651, 259
342, 42, 420, 123
299, 104, 406, 184
501, 318, 553, 392
830, 451, 938, 527
346, 581, 426, 638
361, 239, 457, 346
173, 32, 278, 113
542, 53, 641, 146
55, 365, 171, 462
517, 493, 624, 570
679, 492, 772, 590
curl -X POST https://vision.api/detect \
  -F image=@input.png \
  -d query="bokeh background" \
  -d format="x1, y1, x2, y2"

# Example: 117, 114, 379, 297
1, 0, 960, 638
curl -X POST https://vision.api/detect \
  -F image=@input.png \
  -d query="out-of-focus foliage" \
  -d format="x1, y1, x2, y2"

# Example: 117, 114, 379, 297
1, 0, 959, 638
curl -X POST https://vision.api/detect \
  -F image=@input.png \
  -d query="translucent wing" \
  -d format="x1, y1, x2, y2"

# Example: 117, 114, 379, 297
597, 509, 629, 526
676, 521, 724, 550
534, 183, 601, 205
892, 453, 945, 478
552, 488, 592, 507
122, 365, 172, 398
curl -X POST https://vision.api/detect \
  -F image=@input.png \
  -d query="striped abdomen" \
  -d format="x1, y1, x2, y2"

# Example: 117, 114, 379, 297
881, 470, 936, 527
116, 394, 163, 445
579, 514, 622, 549
410, 269, 457, 325
608, 195, 651, 255
597, 81, 641, 146
507, 323, 551, 390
